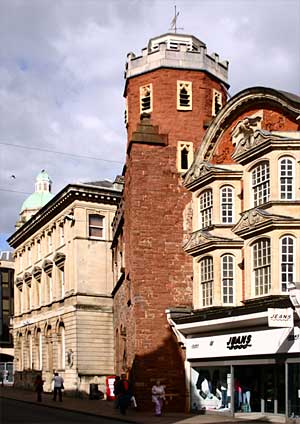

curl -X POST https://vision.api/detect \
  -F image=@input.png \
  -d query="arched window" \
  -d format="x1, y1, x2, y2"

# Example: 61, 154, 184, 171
253, 238, 271, 296
279, 157, 294, 200
281, 236, 295, 292
252, 161, 270, 206
200, 257, 213, 306
220, 186, 234, 224
199, 190, 213, 229
222, 255, 234, 304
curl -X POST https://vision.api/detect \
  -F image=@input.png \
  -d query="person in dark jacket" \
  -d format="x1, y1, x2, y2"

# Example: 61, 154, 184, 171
115, 373, 131, 415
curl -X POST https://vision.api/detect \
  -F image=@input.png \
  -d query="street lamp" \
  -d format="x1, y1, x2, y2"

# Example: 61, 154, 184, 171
288, 282, 300, 319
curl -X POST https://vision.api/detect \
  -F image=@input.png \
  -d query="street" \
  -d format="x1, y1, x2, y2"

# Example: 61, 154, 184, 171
1, 398, 132, 424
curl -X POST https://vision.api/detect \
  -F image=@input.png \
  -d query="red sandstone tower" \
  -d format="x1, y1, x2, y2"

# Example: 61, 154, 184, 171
112, 32, 229, 411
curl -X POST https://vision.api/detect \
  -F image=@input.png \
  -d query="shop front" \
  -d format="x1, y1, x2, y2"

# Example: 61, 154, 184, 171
186, 325, 300, 420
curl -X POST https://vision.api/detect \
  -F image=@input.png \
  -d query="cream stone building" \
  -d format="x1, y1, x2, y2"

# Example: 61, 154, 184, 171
168, 87, 300, 421
8, 171, 123, 395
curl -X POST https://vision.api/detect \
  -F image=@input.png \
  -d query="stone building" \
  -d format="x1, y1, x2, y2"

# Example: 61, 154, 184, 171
8, 172, 122, 394
168, 87, 300, 420
111, 32, 229, 410
0, 251, 14, 384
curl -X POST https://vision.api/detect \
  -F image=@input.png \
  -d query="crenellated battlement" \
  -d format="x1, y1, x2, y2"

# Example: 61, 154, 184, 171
125, 33, 229, 85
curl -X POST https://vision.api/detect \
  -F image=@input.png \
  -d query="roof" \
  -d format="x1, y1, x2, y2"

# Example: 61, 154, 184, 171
21, 191, 54, 212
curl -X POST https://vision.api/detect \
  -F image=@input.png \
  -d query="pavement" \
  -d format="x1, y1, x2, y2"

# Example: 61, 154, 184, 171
0, 385, 286, 424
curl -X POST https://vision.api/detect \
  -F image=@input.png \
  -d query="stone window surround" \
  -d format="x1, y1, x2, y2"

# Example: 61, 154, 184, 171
251, 160, 270, 207
220, 185, 234, 224
252, 237, 271, 297
199, 256, 213, 307
177, 141, 194, 172
199, 189, 213, 229
88, 212, 105, 240
177, 80, 192, 111
139, 83, 153, 114
278, 155, 295, 200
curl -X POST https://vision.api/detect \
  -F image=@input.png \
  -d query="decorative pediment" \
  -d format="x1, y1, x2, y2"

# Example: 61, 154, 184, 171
232, 128, 298, 163
232, 208, 296, 236
184, 162, 232, 189
183, 230, 234, 255
42, 259, 53, 273
53, 252, 66, 266
32, 266, 42, 278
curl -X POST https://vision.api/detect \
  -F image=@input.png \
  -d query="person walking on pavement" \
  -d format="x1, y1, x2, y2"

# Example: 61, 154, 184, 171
115, 373, 131, 415
34, 375, 44, 402
152, 380, 165, 416
52, 372, 64, 402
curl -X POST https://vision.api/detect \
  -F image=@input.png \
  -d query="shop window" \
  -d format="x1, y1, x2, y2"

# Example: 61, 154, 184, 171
220, 186, 234, 224
252, 161, 270, 207
191, 366, 231, 412
279, 157, 294, 200
200, 257, 213, 306
288, 363, 300, 418
140, 84, 152, 114
253, 238, 271, 296
212, 89, 222, 116
280, 236, 295, 292
177, 141, 193, 172
88, 214, 104, 238
177, 81, 192, 110
222, 255, 234, 304
199, 190, 213, 229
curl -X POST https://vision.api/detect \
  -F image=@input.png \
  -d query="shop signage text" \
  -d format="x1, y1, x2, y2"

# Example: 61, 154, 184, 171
227, 334, 252, 350
268, 308, 294, 328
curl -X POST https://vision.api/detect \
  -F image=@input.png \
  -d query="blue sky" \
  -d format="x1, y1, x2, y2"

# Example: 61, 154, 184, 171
1, 0, 300, 251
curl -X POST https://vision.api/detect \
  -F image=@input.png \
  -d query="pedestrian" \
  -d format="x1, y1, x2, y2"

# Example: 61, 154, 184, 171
113, 376, 121, 409
152, 380, 165, 416
34, 375, 44, 402
52, 372, 64, 402
115, 373, 131, 415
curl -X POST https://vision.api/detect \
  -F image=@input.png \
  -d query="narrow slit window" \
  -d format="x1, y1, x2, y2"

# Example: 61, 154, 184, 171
177, 141, 193, 172
212, 89, 222, 116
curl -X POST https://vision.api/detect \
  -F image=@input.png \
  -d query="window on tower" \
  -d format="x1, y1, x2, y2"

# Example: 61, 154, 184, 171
212, 89, 222, 116
177, 141, 193, 172
177, 81, 192, 110
140, 84, 152, 114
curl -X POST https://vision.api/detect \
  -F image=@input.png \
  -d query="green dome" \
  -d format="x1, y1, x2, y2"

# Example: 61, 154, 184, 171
21, 191, 54, 212
20, 170, 53, 213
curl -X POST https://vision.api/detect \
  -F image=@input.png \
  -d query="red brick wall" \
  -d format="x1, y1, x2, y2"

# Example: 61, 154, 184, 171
114, 68, 226, 411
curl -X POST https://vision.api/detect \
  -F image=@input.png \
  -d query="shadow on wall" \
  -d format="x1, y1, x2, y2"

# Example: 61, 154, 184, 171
127, 328, 188, 413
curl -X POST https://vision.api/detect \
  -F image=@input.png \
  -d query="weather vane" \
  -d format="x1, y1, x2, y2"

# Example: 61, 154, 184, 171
169, 5, 184, 33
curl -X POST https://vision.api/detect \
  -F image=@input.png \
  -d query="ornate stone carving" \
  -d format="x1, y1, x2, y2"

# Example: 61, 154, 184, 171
232, 208, 293, 234
231, 114, 262, 150
183, 230, 229, 252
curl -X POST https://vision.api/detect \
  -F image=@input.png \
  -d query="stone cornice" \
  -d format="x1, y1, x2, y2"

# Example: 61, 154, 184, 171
184, 162, 242, 191
232, 207, 299, 238
232, 129, 300, 164
183, 229, 243, 256
8, 183, 122, 248
192, 87, 300, 165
